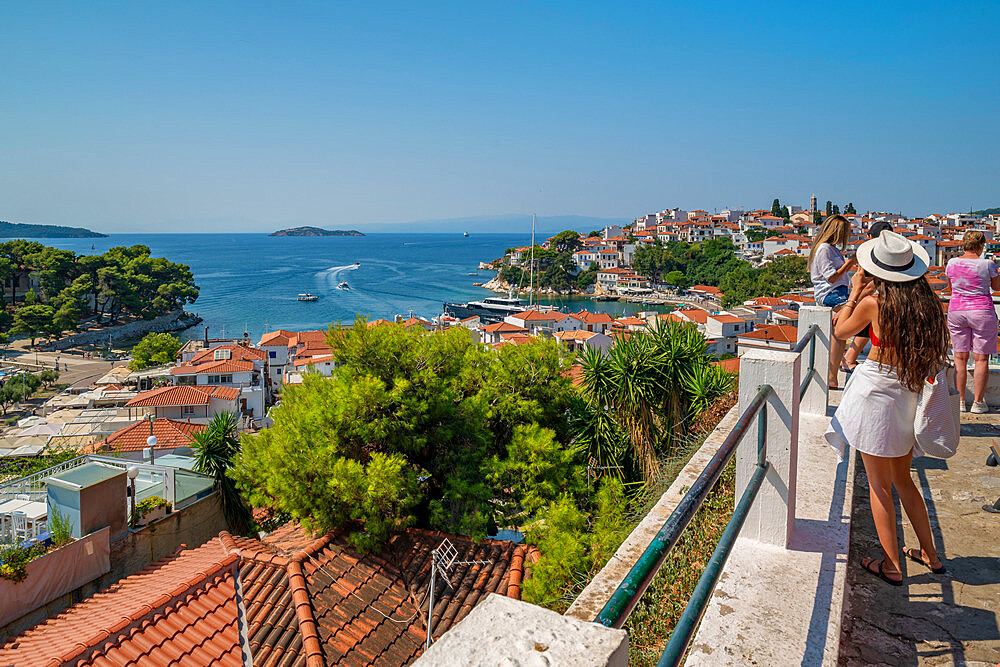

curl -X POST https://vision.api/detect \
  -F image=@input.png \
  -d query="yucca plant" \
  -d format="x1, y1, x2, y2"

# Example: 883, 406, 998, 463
577, 319, 731, 484
192, 411, 255, 535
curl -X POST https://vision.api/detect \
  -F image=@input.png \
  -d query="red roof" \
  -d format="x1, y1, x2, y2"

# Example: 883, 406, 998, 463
0, 524, 534, 667
773, 309, 800, 319
709, 314, 745, 324
510, 310, 557, 321
739, 324, 798, 343
190, 344, 266, 365
290, 330, 327, 347
482, 322, 527, 333
613, 316, 647, 326
675, 308, 709, 324
293, 354, 334, 367
0, 539, 244, 667
499, 333, 537, 345
574, 311, 614, 324
712, 358, 740, 374
125, 384, 240, 407
689, 285, 722, 294
259, 330, 295, 346
171, 359, 255, 376
90, 418, 206, 453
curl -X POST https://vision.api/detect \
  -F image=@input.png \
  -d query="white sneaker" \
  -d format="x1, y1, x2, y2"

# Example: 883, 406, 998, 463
960, 399, 967, 412
971, 401, 989, 414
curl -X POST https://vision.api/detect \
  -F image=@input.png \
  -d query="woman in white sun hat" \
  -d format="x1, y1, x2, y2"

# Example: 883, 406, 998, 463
825, 230, 949, 586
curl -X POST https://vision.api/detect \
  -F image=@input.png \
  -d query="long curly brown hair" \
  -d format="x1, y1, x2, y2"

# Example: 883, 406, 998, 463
874, 275, 950, 392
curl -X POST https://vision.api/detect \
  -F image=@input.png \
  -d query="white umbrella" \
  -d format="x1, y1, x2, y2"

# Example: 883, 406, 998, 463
17, 423, 63, 437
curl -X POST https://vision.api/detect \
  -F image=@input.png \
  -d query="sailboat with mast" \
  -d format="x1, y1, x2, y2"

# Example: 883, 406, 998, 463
441, 213, 557, 323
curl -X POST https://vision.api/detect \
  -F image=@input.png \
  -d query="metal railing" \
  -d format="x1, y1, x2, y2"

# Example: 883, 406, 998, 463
0, 455, 90, 501
793, 324, 820, 400
593, 322, 822, 666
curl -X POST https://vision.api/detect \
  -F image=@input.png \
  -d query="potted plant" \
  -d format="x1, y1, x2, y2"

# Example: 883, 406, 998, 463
134, 496, 171, 525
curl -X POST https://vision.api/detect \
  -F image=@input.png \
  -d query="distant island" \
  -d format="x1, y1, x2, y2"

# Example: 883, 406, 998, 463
0, 220, 106, 238
270, 226, 364, 237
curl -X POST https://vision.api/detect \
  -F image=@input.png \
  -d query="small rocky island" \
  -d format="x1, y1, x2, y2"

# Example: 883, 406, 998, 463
270, 226, 364, 237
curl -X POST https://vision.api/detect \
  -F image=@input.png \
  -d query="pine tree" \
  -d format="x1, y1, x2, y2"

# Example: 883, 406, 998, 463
825, 201, 833, 216
771, 198, 782, 217
780, 206, 790, 220
833, 204, 840, 215
845, 202, 856, 214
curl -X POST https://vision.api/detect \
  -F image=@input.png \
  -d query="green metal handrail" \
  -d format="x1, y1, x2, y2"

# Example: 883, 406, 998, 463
593, 384, 773, 629
795, 324, 819, 399
657, 446, 770, 666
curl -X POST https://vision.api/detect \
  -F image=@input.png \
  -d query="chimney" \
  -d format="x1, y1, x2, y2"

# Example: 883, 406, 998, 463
204, 326, 209, 346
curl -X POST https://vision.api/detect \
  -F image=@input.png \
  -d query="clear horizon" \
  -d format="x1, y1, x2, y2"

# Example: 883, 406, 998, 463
2, 2, 998, 233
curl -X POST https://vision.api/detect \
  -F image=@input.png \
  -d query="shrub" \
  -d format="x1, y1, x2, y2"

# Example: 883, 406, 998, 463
48, 507, 74, 547
0, 542, 49, 583
135, 496, 170, 518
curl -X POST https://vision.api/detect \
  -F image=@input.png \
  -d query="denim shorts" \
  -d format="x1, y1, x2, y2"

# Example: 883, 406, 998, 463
821, 285, 849, 308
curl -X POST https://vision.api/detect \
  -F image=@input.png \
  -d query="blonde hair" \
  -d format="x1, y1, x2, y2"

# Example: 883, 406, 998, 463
808, 215, 851, 268
962, 229, 986, 253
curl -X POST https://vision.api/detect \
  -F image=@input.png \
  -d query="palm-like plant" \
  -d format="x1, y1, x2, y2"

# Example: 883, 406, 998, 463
192, 411, 254, 535
577, 319, 730, 484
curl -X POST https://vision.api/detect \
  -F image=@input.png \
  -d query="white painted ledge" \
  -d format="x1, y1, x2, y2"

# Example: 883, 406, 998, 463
415, 594, 628, 666
685, 414, 854, 666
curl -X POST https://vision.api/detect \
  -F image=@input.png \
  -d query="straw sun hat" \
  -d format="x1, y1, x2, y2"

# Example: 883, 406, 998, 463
856, 230, 930, 282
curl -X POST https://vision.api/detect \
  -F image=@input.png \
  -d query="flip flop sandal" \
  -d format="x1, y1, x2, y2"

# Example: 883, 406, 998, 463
861, 558, 903, 586
904, 548, 946, 574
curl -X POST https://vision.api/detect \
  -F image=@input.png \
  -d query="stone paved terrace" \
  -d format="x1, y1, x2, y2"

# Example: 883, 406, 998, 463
839, 408, 1000, 666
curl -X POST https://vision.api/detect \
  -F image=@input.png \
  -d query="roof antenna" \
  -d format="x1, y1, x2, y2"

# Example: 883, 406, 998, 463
425, 539, 493, 650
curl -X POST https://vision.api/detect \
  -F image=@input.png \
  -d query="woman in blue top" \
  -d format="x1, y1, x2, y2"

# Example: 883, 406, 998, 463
809, 214, 856, 388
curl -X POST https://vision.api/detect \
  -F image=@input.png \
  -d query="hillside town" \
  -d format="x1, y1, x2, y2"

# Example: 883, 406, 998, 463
0, 202, 997, 665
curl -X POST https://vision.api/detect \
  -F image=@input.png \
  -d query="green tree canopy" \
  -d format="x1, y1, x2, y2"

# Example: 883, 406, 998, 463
233, 321, 581, 552
129, 332, 182, 370
10, 305, 55, 346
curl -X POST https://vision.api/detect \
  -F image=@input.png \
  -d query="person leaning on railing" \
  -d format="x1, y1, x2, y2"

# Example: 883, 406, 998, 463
943, 229, 1000, 414
824, 231, 948, 585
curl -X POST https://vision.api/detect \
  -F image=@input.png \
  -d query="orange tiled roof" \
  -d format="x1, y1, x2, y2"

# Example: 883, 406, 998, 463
689, 285, 722, 294
553, 329, 600, 341
190, 344, 267, 365
125, 384, 240, 407
482, 322, 527, 333
259, 329, 295, 346
171, 359, 255, 376
510, 310, 557, 321
739, 324, 798, 343
0, 539, 244, 667
499, 333, 537, 345
573, 311, 614, 324
613, 316, 647, 326
708, 314, 745, 324
1, 524, 534, 667
712, 357, 740, 373
290, 330, 327, 347
675, 308, 709, 324
89, 418, 206, 453
293, 354, 334, 367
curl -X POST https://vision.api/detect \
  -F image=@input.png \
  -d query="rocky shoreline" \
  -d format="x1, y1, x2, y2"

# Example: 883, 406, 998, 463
41, 310, 203, 351
481, 275, 598, 297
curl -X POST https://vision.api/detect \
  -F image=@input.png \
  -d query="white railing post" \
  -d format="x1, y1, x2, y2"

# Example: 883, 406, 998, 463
797, 306, 833, 416
737, 347, 801, 547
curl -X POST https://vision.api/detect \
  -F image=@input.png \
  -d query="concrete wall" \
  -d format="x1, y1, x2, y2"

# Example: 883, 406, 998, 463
42, 310, 202, 351
0, 492, 227, 643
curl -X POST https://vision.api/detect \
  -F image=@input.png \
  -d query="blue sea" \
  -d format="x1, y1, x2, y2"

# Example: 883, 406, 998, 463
38, 234, 668, 342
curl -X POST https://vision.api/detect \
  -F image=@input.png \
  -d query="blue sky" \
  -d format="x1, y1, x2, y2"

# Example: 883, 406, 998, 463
1, 2, 997, 233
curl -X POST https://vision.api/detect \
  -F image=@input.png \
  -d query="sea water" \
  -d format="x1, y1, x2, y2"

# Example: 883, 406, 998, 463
38, 233, 669, 342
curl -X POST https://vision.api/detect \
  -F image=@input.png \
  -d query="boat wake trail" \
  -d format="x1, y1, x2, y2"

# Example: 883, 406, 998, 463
315, 263, 359, 290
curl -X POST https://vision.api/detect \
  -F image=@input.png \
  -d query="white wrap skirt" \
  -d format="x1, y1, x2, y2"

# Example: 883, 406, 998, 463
825, 358, 922, 460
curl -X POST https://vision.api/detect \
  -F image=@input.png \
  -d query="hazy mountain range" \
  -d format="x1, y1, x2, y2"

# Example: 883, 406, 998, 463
351, 214, 629, 236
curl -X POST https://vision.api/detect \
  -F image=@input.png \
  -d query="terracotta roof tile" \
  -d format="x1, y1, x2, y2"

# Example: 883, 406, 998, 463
191, 344, 267, 365
171, 360, 255, 376
89, 418, 206, 453
126, 384, 240, 407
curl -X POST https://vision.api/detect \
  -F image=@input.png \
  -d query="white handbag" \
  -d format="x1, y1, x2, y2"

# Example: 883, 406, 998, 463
913, 365, 961, 458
